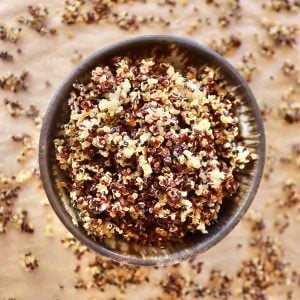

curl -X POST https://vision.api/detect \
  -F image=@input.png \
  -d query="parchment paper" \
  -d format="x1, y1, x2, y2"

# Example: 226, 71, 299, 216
0, 1, 299, 299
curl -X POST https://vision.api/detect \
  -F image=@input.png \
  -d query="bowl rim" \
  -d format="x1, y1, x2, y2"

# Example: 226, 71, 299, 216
39, 35, 265, 266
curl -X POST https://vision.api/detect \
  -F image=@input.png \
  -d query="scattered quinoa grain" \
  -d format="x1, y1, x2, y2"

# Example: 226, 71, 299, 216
237, 236, 289, 299
11, 133, 34, 163
237, 52, 257, 81
3, 98, 42, 127
160, 273, 186, 298
282, 60, 299, 77
255, 35, 275, 57
0, 51, 14, 62
11, 208, 34, 233
71, 50, 83, 64
0, 24, 22, 43
263, 0, 300, 12
61, 233, 89, 259
17, 5, 55, 35
44, 223, 54, 237
279, 100, 300, 123
261, 18, 298, 46
20, 251, 39, 271
208, 34, 241, 56
0, 70, 28, 92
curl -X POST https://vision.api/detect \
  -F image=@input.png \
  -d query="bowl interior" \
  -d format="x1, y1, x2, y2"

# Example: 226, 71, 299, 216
39, 36, 265, 266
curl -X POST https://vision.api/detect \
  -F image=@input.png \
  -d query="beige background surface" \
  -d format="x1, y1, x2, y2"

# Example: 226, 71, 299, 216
0, 0, 299, 299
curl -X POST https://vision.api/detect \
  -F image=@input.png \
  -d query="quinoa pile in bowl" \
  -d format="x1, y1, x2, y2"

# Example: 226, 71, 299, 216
54, 57, 257, 246
39, 36, 265, 265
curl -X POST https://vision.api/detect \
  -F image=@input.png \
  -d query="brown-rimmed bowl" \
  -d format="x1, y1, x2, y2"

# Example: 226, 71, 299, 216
39, 35, 265, 266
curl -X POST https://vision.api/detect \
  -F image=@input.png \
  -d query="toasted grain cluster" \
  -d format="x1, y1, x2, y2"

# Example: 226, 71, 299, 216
61, 0, 170, 30
54, 57, 256, 246
20, 251, 39, 271
208, 34, 241, 56
279, 100, 300, 123
263, 0, 300, 12
3, 98, 42, 127
0, 170, 33, 234
0, 51, 14, 62
17, 5, 56, 36
261, 18, 298, 46
237, 236, 288, 299
237, 52, 257, 82
0, 24, 22, 43
0, 70, 28, 93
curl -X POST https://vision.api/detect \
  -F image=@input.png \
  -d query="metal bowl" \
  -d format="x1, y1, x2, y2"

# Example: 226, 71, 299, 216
39, 35, 265, 266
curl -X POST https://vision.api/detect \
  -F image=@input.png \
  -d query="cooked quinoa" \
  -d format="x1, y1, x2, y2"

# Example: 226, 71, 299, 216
54, 57, 256, 246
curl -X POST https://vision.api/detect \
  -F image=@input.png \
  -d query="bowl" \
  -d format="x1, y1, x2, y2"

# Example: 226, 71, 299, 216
39, 35, 265, 266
